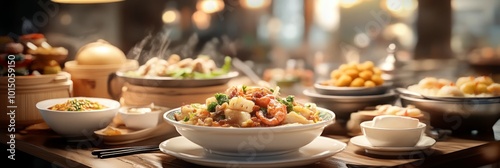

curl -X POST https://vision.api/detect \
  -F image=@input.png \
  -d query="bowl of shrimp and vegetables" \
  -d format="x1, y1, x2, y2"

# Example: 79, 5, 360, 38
163, 85, 336, 156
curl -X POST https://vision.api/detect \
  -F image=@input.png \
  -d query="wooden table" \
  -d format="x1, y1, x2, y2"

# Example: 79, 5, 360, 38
2, 123, 499, 168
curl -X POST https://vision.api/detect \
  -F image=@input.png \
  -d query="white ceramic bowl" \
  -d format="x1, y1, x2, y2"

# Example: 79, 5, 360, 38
164, 107, 336, 156
36, 97, 120, 138
119, 106, 169, 130
360, 120, 426, 147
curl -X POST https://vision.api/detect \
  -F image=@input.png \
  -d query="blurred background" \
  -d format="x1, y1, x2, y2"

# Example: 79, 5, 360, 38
1, 0, 500, 87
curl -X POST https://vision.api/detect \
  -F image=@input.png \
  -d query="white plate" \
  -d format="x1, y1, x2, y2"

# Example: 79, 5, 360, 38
314, 82, 392, 96
349, 135, 436, 156
159, 136, 347, 168
303, 88, 397, 102
94, 122, 175, 145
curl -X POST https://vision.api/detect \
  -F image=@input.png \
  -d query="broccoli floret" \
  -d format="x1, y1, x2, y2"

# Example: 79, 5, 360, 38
214, 93, 229, 105
207, 102, 218, 112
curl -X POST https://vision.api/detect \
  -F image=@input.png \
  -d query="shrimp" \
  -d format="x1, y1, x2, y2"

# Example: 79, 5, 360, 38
254, 95, 272, 107
255, 99, 287, 126
245, 87, 272, 99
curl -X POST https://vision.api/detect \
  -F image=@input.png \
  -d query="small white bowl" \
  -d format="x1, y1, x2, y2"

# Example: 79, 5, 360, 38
360, 120, 426, 147
36, 97, 120, 138
119, 106, 169, 130
163, 107, 336, 156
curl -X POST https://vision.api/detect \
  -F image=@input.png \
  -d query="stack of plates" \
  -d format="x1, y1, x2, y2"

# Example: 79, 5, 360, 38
303, 83, 397, 121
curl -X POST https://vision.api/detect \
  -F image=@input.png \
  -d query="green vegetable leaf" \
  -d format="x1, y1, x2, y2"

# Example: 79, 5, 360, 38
222, 56, 232, 73
278, 95, 295, 113
242, 85, 247, 94
286, 95, 294, 103
207, 102, 218, 112
170, 68, 193, 79
193, 72, 212, 79
214, 93, 229, 105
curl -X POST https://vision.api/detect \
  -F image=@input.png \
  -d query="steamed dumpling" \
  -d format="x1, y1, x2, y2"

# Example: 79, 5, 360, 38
437, 85, 464, 97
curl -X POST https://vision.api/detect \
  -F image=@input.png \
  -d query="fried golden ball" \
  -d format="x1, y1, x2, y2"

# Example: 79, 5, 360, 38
335, 74, 353, 87
330, 70, 342, 80
456, 76, 474, 88
338, 64, 349, 71
364, 80, 376, 87
371, 75, 384, 85
358, 70, 373, 81
475, 76, 494, 86
460, 81, 475, 95
350, 78, 365, 87
373, 67, 382, 75
475, 83, 488, 94
362, 61, 374, 70
344, 69, 359, 79
325, 61, 384, 87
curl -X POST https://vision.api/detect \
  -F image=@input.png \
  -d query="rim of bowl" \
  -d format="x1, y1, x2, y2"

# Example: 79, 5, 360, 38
36, 97, 120, 113
163, 107, 336, 132
360, 121, 426, 130
116, 71, 240, 80
399, 94, 500, 103
119, 106, 168, 115
314, 82, 392, 91
64, 60, 137, 70
303, 89, 397, 102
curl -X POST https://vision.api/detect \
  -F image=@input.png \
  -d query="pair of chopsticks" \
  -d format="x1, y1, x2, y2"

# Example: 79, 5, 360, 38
91, 145, 159, 159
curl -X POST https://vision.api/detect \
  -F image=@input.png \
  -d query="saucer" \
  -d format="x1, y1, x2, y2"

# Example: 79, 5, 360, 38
159, 136, 347, 168
350, 135, 436, 156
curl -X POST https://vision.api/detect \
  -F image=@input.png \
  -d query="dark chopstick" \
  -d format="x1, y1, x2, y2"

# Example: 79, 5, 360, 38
97, 147, 160, 159
91, 145, 159, 159
91, 145, 158, 156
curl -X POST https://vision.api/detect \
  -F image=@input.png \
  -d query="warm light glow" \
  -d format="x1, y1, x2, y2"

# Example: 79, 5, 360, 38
52, 0, 123, 4
381, 0, 417, 18
60, 13, 72, 25
267, 17, 282, 38
354, 33, 370, 48
162, 10, 178, 24
339, 0, 361, 8
192, 11, 211, 30
240, 0, 271, 9
196, 0, 225, 14
341, 43, 360, 64
382, 23, 414, 48
314, 0, 340, 31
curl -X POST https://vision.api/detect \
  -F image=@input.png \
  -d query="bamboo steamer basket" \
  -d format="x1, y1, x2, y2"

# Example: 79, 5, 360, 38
120, 82, 228, 108
64, 59, 138, 100
0, 72, 72, 129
